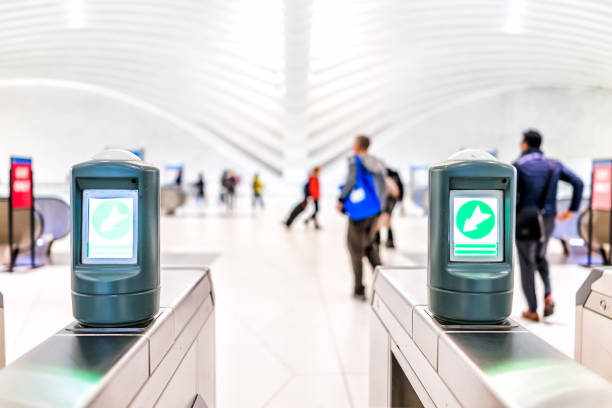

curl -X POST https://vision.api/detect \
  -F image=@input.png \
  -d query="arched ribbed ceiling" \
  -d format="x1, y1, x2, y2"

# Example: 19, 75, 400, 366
1, 0, 612, 176
0, 0, 286, 174
309, 0, 612, 166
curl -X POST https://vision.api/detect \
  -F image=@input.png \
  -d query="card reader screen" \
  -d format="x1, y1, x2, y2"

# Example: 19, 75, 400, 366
450, 190, 503, 262
82, 189, 138, 264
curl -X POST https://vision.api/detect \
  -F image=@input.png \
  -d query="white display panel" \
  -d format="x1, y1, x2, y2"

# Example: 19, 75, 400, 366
450, 190, 503, 262
81, 189, 138, 264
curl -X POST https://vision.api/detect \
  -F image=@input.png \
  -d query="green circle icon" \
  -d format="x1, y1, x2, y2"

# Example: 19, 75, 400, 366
456, 200, 495, 239
93, 200, 131, 240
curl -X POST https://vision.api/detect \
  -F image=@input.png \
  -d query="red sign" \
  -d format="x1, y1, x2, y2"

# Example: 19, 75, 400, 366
592, 162, 612, 211
10, 157, 32, 209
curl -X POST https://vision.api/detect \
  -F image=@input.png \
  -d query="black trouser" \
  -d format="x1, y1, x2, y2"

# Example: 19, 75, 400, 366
384, 197, 398, 244
307, 200, 319, 223
516, 216, 555, 312
347, 214, 381, 293
285, 199, 307, 227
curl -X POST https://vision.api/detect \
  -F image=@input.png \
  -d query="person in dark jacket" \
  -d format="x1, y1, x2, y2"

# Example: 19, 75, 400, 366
195, 172, 206, 205
304, 167, 321, 229
513, 129, 584, 322
382, 167, 404, 248
223, 170, 237, 210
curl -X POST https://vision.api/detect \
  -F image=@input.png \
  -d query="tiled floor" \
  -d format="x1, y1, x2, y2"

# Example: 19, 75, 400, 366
0, 196, 593, 407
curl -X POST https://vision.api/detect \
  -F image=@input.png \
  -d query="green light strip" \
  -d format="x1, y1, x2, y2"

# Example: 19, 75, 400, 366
456, 248, 497, 252
455, 250, 497, 254
89, 245, 132, 249
455, 243, 498, 248
455, 253, 498, 257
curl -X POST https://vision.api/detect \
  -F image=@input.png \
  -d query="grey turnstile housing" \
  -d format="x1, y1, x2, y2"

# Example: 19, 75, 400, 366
0, 267, 215, 407
575, 267, 612, 383
370, 266, 612, 408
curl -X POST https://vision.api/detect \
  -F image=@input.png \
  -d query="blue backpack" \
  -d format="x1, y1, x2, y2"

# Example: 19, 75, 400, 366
342, 155, 381, 220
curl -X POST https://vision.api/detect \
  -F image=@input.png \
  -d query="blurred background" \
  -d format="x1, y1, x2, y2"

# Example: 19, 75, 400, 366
1, 0, 610, 191
2, 1, 612, 407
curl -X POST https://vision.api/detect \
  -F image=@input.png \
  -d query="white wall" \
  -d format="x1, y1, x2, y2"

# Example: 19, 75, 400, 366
0, 85, 610, 198
375, 86, 612, 192
0, 85, 252, 189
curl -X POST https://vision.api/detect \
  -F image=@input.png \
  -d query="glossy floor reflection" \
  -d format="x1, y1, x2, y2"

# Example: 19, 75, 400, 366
0, 196, 593, 407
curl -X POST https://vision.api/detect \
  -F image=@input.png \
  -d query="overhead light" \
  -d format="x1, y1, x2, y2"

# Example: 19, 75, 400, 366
503, 0, 526, 34
66, 0, 86, 29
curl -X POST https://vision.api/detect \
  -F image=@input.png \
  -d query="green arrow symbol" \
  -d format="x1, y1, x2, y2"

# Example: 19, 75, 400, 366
456, 200, 495, 239
93, 200, 131, 240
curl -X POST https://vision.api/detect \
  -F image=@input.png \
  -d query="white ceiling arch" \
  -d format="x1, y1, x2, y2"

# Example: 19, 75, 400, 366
2, 0, 612, 177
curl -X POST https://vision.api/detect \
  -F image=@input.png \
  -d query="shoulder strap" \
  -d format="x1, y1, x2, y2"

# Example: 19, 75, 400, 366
353, 155, 366, 174
538, 160, 554, 209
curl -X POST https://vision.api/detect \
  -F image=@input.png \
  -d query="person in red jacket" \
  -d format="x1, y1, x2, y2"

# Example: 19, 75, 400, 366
284, 167, 321, 229
304, 167, 321, 229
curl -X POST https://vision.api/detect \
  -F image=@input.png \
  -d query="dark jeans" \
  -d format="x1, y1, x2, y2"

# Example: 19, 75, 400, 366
347, 214, 381, 293
252, 193, 264, 208
517, 216, 556, 312
307, 200, 319, 223
383, 197, 398, 244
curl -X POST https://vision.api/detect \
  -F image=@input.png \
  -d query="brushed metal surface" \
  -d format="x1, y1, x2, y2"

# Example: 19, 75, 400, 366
373, 266, 612, 408
0, 294, 4, 369
585, 290, 612, 320
369, 310, 391, 408
579, 308, 612, 384
196, 312, 216, 408
0, 267, 215, 407
130, 296, 213, 407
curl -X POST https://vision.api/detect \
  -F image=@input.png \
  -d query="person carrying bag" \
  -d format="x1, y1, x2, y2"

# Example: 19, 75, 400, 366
342, 155, 382, 220
513, 129, 584, 322
338, 135, 387, 301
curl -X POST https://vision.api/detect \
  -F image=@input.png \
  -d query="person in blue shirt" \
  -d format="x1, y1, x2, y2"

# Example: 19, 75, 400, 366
513, 129, 584, 322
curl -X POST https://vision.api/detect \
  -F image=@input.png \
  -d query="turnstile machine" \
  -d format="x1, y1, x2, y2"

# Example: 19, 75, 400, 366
0, 267, 215, 407
370, 266, 612, 408
575, 267, 612, 383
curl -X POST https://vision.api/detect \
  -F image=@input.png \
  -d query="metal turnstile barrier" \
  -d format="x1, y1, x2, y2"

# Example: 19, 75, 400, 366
0, 267, 215, 407
370, 266, 612, 408
0, 292, 4, 368
575, 267, 612, 383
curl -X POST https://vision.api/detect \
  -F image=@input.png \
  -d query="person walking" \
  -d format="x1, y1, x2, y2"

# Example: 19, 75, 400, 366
338, 135, 387, 301
219, 170, 228, 205
174, 168, 183, 186
386, 168, 403, 248
252, 173, 264, 209
377, 167, 403, 249
195, 172, 206, 205
303, 167, 321, 229
223, 170, 237, 210
514, 129, 584, 322
284, 167, 318, 228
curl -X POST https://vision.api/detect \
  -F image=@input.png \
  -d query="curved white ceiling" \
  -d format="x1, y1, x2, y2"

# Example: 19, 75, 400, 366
1, 0, 612, 176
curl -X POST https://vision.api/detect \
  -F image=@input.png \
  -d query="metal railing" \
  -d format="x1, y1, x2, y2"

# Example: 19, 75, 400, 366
0, 292, 4, 368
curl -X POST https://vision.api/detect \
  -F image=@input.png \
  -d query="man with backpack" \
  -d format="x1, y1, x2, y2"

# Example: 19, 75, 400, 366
514, 129, 583, 322
338, 135, 387, 301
